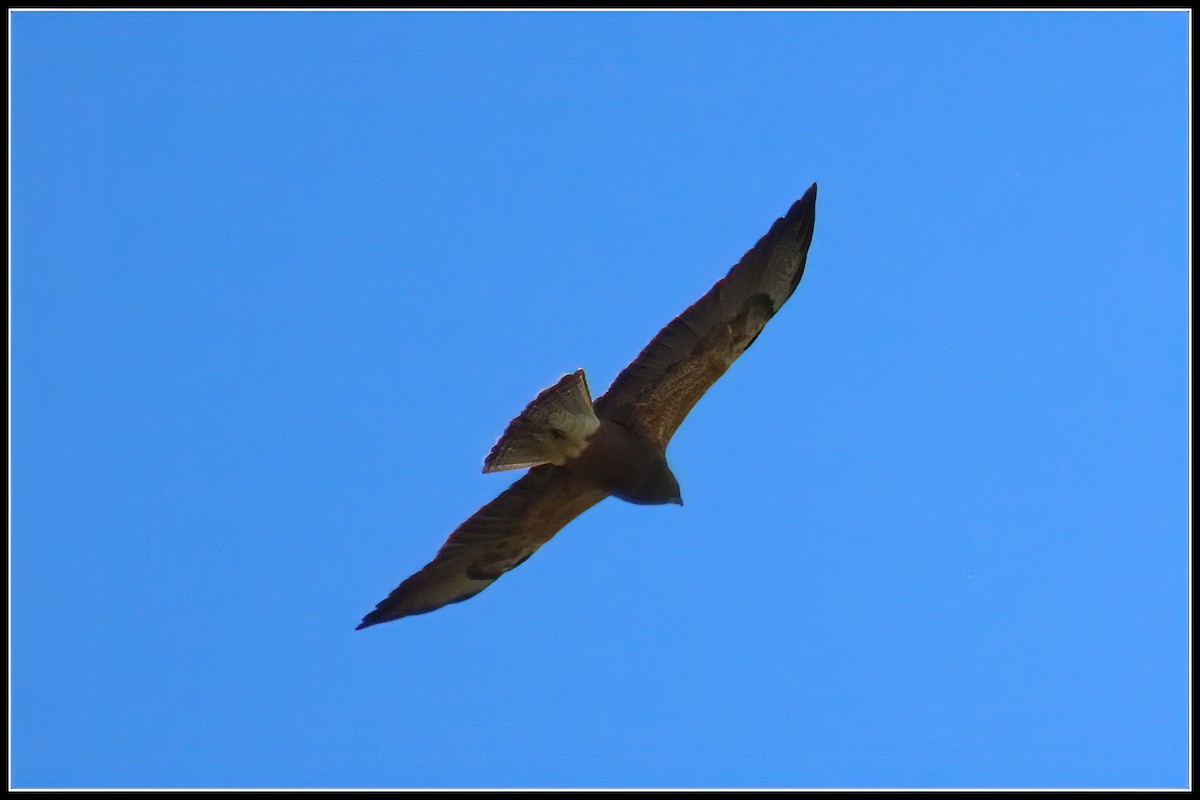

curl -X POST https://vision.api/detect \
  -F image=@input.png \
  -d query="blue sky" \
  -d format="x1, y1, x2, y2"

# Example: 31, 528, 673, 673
10, 10, 1189, 789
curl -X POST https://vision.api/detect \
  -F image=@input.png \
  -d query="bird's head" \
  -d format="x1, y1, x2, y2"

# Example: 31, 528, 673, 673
652, 462, 684, 507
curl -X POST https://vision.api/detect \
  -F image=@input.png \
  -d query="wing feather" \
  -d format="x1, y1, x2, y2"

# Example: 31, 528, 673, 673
357, 466, 608, 628
593, 185, 817, 447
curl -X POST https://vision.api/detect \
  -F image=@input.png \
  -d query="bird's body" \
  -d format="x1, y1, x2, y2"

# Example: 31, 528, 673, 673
565, 419, 682, 506
358, 185, 818, 629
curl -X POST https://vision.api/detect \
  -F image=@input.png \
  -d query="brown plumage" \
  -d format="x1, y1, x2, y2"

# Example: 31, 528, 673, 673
357, 184, 817, 629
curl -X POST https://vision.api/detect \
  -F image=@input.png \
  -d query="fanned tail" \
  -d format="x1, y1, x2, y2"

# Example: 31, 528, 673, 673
483, 370, 600, 473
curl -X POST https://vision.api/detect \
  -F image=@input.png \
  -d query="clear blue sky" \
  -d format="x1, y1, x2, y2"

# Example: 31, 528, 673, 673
11, 10, 1189, 790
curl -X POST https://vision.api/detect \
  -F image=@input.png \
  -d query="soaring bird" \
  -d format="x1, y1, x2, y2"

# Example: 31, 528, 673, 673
357, 184, 818, 629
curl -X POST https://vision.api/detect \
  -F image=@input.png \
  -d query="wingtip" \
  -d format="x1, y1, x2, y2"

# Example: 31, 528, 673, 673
356, 610, 387, 630
784, 183, 818, 219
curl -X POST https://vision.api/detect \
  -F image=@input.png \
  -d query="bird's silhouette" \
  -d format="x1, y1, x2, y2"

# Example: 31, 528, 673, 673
358, 184, 817, 628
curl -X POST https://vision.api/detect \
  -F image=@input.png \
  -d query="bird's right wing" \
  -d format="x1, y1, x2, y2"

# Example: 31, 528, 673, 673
357, 465, 609, 628
594, 185, 817, 448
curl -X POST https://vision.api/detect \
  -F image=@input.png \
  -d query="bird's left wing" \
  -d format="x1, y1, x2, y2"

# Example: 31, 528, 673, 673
357, 465, 608, 628
593, 185, 817, 448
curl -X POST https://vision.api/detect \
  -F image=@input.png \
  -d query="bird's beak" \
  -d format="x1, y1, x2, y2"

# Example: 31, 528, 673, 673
673, 495, 684, 507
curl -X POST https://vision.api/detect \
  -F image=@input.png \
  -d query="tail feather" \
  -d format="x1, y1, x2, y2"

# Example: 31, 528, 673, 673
483, 370, 600, 473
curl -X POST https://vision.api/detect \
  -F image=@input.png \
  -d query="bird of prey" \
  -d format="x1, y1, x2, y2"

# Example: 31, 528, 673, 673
357, 184, 818, 629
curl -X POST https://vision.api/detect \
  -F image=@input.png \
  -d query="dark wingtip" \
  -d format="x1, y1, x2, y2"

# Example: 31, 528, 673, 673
355, 612, 384, 631
778, 183, 818, 227
796, 182, 817, 209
